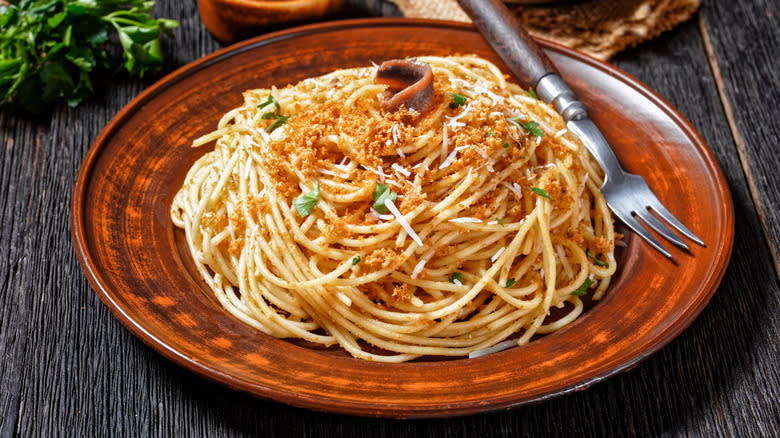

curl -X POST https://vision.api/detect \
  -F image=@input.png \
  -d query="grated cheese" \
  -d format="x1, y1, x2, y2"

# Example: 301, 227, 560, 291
491, 247, 505, 263
411, 258, 428, 279
391, 163, 411, 177
502, 181, 523, 199
448, 217, 483, 223
369, 207, 394, 221
474, 82, 505, 105
468, 339, 517, 358
385, 198, 424, 247
438, 148, 459, 169
317, 168, 350, 179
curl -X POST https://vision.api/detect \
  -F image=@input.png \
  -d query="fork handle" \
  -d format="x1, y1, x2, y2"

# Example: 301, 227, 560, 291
456, 0, 556, 87
457, 0, 588, 122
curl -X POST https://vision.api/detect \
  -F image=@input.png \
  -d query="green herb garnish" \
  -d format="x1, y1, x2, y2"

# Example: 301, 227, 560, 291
531, 187, 552, 200
528, 87, 538, 99
372, 182, 397, 214
258, 94, 280, 111
503, 142, 510, 148
506, 118, 545, 137
505, 278, 516, 288
0, 0, 178, 113
293, 185, 320, 217
352, 256, 360, 265
449, 272, 463, 284
259, 95, 288, 132
572, 278, 593, 296
487, 131, 495, 137
449, 92, 467, 108
587, 250, 609, 267
495, 217, 503, 225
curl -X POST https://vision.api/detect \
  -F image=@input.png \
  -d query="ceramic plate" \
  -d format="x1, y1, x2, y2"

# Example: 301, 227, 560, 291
71, 19, 733, 418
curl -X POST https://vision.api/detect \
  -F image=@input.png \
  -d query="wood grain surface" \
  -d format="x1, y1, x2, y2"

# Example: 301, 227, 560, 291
1, 0, 778, 436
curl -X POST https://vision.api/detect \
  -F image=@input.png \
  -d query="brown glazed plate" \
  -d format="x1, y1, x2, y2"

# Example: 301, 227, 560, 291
71, 19, 734, 418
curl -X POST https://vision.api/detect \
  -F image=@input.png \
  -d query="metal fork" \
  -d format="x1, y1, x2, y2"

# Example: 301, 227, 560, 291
566, 119, 705, 257
458, 0, 705, 258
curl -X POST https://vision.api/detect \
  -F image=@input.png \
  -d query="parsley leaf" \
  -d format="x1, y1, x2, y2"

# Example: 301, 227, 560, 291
505, 278, 516, 288
0, 0, 178, 113
449, 92, 467, 108
587, 250, 609, 267
258, 95, 288, 132
495, 217, 503, 225
487, 131, 495, 137
572, 278, 593, 296
372, 182, 397, 214
521, 121, 544, 137
528, 87, 538, 99
506, 118, 544, 137
258, 94, 281, 112
266, 114, 289, 132
531, 187, 552, 200
293, 185, 320, 217
503, 142, 510, 148
449, 272, 463, 284
352, 256, 360, 265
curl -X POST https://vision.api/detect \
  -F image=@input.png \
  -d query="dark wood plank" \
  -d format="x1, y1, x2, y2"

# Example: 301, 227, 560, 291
699, 0, 780, 277
0, 112, 48, 437
608, 18, 780, 437
0, 0, 778, 436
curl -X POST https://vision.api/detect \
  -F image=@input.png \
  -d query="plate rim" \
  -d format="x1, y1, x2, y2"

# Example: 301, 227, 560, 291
70, 18, 735, 418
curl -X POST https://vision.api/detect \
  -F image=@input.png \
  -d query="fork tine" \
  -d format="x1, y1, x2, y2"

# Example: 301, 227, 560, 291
610, 207, 673, 259
633, 207, 689, 251
646, 197, 705, 246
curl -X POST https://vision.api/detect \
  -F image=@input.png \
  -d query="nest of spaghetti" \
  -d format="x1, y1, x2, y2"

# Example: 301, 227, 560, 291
171, 55, 618, 363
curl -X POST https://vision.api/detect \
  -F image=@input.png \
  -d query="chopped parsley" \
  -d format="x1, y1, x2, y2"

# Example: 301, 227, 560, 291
258, 95, 288, 132
571, 278, 593, 296
449, 271, 463, 284
449, 93, 467, 108
372, 182, 397, 214
487, 131, 495, 137
528, 87, 538, 100
352, 256, 360, 265
587, 250, 609, 267
258, 94, 280, 112
503, 142, 510, 148
531, 187, 552, 200
506, 117, 544, 137
293, 185, 319, 217
505, 278, 516, 288
495, 217, 503, 225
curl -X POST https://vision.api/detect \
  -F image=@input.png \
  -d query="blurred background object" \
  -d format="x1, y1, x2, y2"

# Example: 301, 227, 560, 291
199, 0, 345, 43
200, 0, 701, 60
387, 0, 701, 60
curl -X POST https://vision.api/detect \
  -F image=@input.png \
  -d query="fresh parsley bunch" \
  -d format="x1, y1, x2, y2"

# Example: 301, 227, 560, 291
0, 0, 178, 113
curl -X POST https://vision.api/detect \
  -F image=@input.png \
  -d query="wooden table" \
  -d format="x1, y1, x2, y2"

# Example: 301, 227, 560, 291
1, 0, 778, 435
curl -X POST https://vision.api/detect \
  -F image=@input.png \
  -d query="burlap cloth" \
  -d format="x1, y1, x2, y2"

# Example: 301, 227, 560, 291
387, 0, 700, 60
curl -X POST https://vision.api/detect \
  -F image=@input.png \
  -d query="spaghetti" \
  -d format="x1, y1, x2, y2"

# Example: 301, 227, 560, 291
170, 55, 618, 362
